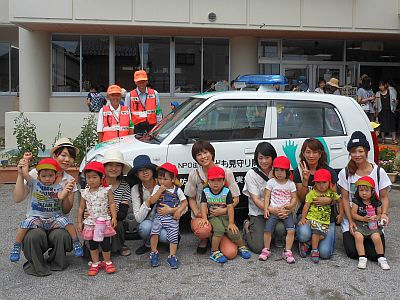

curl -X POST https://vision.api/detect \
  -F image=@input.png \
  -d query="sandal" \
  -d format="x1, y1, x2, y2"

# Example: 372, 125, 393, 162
120, 245, 131, 256
87, 263, 102, 276
103, 261, 117, 274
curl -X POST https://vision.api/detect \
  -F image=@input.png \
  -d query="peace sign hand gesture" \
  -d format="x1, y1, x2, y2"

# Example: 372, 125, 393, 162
299, 160, 311, 185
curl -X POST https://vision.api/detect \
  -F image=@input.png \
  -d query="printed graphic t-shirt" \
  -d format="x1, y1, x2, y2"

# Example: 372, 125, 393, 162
26, 178, 63, 218
305, 188, 341, 225
201, 186, 233, 216
265, 178, 296, 208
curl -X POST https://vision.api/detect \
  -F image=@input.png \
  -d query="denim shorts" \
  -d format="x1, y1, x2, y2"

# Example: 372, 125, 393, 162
264, 214, 295, 233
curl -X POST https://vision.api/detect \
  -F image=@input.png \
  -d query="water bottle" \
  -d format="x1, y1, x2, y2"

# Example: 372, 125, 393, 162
366, 205, 378, 230
93, 217, 106, 242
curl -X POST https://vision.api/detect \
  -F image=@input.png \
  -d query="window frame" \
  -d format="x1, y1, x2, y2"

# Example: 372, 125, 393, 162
0, 42, 18, 95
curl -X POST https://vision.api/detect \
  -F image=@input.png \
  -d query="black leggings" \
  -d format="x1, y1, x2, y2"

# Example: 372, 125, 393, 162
88, 237, 111, 252
343, 232, 385, 261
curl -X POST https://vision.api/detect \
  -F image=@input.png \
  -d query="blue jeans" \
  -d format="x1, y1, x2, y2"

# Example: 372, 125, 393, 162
138, 219, 168, 247
296, 222, 335, 259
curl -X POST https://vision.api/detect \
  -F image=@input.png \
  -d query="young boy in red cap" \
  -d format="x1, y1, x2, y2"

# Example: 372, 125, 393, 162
200, 166, 251, 264
10, 153, 81, 262
351, 176, 390, 270
300, 168, 342, 263
147, 162, 187, 269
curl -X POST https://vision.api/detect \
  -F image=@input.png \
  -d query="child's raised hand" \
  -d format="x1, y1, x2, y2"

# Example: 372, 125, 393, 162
228, 223, 239, 234
23, 152, 33, 162
159, 185, 167, 193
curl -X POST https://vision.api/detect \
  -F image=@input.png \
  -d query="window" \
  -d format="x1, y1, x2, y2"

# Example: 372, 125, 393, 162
175, 38, 201, 93
185, 100, 266, 141
282, 40, 343, 61
115, 36, 141, 91
142, 37, 170, 93
346, 40, 400, 63
0, 43, 18, 93
203, 38, 229, 92
276, 101, 344, 139
52, 35, 80, 92
82, 36, 109, 92
259, 40, 280, 59
259, 63, 280, 75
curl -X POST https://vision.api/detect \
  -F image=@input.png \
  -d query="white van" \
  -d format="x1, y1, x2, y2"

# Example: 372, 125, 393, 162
81, 77, 374, 208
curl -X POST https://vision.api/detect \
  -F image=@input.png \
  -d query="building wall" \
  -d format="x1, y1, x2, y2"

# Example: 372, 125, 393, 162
9, 0, 400, 33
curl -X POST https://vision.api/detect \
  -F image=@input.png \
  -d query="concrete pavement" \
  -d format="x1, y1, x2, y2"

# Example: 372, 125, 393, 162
0, 183, 399, 299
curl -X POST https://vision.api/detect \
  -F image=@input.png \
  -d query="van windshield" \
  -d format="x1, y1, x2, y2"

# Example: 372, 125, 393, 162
149, 98, 204, 142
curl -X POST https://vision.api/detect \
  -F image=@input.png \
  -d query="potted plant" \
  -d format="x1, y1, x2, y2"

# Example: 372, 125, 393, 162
378, 145, 398, 183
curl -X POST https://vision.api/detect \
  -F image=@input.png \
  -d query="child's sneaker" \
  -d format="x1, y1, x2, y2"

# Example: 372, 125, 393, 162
103, 261, 117, 274
357, 257, 367, 269
258, 248, 271, 261
73, 240, 84, 257
150, 251, 160, 267
378, 257, 390, 270
282, 249, 295, 264
311, 249, 319, 264
87, 262, 102, 276
10, 242, 22, 262
298, 242, 309, 258
210, 250, 227, 263
167, 255, 179, 269
238, 246, 251, 259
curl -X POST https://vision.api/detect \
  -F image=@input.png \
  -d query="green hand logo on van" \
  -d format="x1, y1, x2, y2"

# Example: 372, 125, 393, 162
282, 137, 331, 169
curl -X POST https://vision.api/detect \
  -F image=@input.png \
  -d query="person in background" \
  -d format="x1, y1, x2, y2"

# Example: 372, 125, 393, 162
170, 101, 180, 112
124, 70, 163, 134
97, 85, 133, 143
86, 85, 106, 113
326, 78, 340, 95
314, 79, 326, 94
120, 88, 127, 106
357, 76, 376, 121
375, 81, 398, 145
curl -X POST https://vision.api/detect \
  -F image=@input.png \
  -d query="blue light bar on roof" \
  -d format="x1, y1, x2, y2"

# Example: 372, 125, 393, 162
235, 74, 288, 86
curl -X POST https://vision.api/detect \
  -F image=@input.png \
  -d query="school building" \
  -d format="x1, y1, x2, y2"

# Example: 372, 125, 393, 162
1, 0, 400, 148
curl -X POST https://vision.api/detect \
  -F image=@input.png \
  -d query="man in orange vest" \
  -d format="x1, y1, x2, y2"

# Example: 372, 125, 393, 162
97, 85, 133, 142
124, 70, 163, 134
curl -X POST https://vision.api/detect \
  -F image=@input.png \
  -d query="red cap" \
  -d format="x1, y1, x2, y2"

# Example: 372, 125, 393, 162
272, 156, 290, 169
107, 84, 122, 95
355, 176, 375, 188
158, 162, 178, 177
84, 161, 105, 175
134, 70, 148, 83
208, 166, 225, 180
36, 158, 60, 172
313, 169, 331, 183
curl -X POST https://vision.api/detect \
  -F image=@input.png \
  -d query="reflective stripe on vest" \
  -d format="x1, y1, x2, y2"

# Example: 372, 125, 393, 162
129, 88, 157, 125
102, 105, 130, 142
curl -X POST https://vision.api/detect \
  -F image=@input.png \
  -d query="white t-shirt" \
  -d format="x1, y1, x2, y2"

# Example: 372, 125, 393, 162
337, 164, 391, 232
266, 178, 296, 208
131, 184, 153, 223
243, 168, 268, 216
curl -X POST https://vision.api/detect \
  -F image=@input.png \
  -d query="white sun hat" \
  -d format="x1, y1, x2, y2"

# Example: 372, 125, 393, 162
50, 137, 80, 156
102, 149, 132, 175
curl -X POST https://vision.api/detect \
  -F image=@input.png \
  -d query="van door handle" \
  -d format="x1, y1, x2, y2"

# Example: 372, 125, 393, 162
244, 148, 254, 155
330, 144, 342, 150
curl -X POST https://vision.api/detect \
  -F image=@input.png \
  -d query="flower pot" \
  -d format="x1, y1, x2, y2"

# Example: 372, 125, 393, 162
386, 172, 398, 184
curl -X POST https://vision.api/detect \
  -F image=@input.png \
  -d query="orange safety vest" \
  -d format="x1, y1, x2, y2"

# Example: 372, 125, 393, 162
101, 105, 131, 142
129, 88, 157, 125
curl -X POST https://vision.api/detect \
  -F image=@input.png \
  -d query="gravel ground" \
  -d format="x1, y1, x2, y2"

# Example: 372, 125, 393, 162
0, 183, 399, 299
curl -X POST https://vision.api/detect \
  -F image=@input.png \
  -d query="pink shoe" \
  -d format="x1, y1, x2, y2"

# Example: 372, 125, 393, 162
282, 249, 295, 264
258, 248, 271, 261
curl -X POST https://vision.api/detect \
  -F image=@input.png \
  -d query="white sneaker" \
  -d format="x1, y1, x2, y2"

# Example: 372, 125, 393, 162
378, 257, 390, 270
357, 257, 367, 269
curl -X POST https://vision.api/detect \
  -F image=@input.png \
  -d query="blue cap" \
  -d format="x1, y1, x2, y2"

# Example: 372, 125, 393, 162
170, 101, 180, 108
234, 75, 288, 86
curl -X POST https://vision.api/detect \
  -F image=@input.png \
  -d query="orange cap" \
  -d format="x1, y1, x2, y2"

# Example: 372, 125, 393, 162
107, 85, 122, 95
134, 70, 148, 83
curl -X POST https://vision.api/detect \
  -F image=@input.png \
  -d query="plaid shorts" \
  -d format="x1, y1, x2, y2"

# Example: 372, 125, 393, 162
309, 219, 329, 237
20, 215, 71, 230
